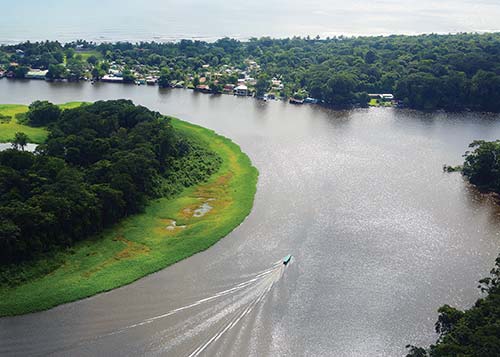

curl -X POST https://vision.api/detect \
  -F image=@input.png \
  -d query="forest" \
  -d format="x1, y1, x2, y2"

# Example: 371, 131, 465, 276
0, 100, 221, 265
2, 33, 500, 111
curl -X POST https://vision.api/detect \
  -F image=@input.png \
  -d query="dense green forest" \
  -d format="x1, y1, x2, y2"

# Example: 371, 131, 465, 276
2, 33, 500, 110
406, 141, 500, 356
0, 100, 221, 265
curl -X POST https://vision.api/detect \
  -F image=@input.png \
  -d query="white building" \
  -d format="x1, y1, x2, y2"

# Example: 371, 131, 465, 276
234, 85, 248, 96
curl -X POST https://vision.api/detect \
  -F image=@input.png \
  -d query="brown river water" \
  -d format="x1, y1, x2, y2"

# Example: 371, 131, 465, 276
0, 79, 500, 356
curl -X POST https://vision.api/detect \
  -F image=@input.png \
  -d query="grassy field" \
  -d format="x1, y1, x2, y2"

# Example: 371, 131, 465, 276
0, 116, 258, 316
0, 102, 87, 144
369, 98, 394, 107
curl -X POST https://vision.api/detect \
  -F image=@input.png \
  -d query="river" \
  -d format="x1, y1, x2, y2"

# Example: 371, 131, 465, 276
0, 79, 500, 356
1, 0, 500, 44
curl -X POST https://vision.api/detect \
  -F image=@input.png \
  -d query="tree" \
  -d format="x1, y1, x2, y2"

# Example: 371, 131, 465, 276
11, 132, 29, 151
395, 72, 441, 110
192, 75, 200, 87
121, 67, 135, 83
67, 58, 87, 80
86, 55, 99, 66
364, 49, 377, 64
462, 140, 500, 191
64, 48, 75, 60
46, 64, 67, 80
324, 73, 357, 107
405, 345, 428, 357
26, 101, 62, 127
210, 81, 223, 94
12, 66, 29, 79
255, 74, 271, 97
91, 66, 105, 80
158, 67, 172, 88
471, 70, 500, 112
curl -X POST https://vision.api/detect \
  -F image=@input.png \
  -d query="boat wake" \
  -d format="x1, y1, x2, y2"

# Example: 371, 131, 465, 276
72, 259, 289, 356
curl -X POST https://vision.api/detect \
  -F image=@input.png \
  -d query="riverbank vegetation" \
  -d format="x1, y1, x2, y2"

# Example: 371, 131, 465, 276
2, 33, 500, 111
406, 256, 500, 357
462, 140, 500, 194
406, 141, 500, 356
0, 100, 258, 316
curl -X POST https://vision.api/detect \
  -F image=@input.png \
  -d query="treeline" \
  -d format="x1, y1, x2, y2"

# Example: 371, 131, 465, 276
406, 256, 500, 357
2, 33, 500, 111
0, 100, 221, 264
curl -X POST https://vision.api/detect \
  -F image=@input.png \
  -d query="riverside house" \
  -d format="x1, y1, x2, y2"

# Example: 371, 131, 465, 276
234, 84, 248, 96
25, 69, 48, 80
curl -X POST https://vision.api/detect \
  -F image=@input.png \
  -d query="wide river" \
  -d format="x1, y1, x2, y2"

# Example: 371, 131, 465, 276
1, 79, 500, 356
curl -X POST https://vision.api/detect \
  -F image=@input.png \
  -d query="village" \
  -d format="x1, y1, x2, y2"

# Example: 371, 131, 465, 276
0, 48, 396, 107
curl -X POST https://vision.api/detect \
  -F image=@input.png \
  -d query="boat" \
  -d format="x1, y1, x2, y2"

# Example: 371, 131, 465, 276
289, 98, 304, 105
283, 254, 292, 265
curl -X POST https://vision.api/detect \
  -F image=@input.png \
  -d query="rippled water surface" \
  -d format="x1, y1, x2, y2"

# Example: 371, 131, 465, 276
0, 80, 500, 356
1, 0, 500, 44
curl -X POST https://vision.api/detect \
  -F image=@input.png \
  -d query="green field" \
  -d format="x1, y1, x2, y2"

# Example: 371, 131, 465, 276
369, 99, 393, 107
0, 115, 258, 316
0, 102, 87, 144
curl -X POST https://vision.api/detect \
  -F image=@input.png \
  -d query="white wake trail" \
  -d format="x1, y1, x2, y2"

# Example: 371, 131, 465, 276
99, 261, 284, 339
187, 265, 284, 357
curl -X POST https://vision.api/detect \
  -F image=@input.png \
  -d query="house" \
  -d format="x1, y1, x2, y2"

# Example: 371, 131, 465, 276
146, 76, 157, 85
369, 93, 394, 101
25, 69, 48, 80
101, 75, 124, 83
272, 78, 284, 90
234, 84, 248, 96
195, 84, 211, 93
109, 69, 122, 77
223, 84, 235, 92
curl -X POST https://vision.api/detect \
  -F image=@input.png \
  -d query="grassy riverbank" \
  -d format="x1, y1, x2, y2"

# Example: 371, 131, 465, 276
0, 102, 85, 143
0, 116, 258, 317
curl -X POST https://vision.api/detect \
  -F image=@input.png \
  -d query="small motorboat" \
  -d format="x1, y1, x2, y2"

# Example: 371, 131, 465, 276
283, 254, 292, 266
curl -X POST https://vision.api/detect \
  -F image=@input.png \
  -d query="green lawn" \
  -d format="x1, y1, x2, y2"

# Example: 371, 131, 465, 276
0, 102, 87, 144
76, 50, 102, 61
0, 116, 258, 316
369, 99, 394, 107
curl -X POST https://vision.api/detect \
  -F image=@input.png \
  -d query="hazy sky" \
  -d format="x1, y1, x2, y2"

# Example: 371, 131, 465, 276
1, 0, 499, 43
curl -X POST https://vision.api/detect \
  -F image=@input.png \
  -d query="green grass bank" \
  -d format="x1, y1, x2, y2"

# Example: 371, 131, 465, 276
0, 114, 258, 316
0, 102, 85, 144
